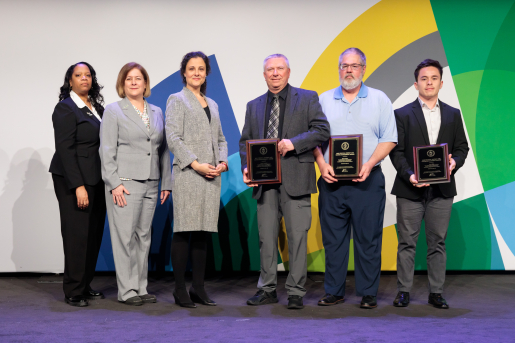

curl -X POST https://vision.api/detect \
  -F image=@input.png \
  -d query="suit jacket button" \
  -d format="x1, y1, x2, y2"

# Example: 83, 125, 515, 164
147, 138, 150, 142
147, 153, 150, 156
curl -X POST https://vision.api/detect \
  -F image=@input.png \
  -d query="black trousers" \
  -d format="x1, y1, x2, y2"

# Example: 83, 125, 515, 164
52, 174, 106, 298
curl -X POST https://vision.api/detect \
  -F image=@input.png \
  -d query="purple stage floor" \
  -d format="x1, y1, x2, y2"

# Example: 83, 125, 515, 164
0, 273, 513, 342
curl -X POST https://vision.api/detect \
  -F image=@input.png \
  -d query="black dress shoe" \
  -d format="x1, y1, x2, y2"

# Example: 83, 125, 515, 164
65, 296, 88, 307
393, 291, 410, 307
140, 294, 157, 303
84, 289, 105, 300
173, 289, 196, 308
360, 295, 377, 309
318, 293, 344, 306
287, 295, 304, 309
123, 296, 143, 306
428, 293, 449, 309
247, 290, 279, 306
189, 288, 216, 306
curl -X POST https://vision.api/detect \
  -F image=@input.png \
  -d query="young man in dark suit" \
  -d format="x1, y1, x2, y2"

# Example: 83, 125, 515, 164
389, 59, 469, 309
239, 54, 330, 309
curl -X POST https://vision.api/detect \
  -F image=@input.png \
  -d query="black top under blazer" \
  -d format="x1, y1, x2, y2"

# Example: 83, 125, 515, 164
389, 99, 469, 200
49, 97, 103, 190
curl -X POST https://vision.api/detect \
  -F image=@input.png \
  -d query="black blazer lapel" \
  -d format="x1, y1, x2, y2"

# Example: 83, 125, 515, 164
64, 97, 100, 127
281, 86, 298, 139
436, 100, 449, 144
412, 99, 430, 145
257, 94, 267, 139
78, 106, 100, 127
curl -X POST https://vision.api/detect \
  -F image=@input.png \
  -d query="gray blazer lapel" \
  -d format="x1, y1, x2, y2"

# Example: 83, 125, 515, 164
183, 87, 201, 110
146, 99, 157, 137
281, 86, 298, 139
201, 94, 213, 135
183, 87, 211, 129
119, 97, 150, 137
257, 94, 266, 139
436, 100, 448, 144
412, 99, 430, 145
207, 100, 217, 138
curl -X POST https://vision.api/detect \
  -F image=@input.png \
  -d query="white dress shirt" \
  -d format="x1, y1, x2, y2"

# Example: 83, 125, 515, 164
70, 90, 102, 122
418, 97, 440, 145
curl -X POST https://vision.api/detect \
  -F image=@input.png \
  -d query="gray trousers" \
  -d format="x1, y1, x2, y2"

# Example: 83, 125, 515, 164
396, 187, 453, 294
256, 184, 311, 296
106, 180, 159, 301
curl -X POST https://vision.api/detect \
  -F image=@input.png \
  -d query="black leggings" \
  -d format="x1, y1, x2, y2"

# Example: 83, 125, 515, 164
171, 231, 208, 290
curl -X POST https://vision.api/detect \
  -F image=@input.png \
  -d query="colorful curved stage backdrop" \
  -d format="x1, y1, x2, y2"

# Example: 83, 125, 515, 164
98, 0, 515, 272
1, 0, 514, 272
297, 0, 515, 272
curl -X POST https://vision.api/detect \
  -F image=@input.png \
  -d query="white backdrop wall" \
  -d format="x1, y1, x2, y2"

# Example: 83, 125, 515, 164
0, 0, 380, 272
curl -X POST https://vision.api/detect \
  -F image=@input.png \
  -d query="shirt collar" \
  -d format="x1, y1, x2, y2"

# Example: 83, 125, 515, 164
70, 90, 99, 116
70, 90, 88, 109
268, 83, 289, 101
333, 82, 368, 100
418, 97, 439, 110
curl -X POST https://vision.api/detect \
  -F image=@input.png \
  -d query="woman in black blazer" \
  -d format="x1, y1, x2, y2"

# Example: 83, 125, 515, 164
49, 62, 107, 307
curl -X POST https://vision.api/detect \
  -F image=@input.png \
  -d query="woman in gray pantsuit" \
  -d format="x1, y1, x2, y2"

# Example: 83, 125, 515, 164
165, 51, 228, 308
100, 62, 172, 306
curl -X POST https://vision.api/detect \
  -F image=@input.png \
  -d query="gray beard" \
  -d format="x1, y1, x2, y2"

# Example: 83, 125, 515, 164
340, 74, 362, 91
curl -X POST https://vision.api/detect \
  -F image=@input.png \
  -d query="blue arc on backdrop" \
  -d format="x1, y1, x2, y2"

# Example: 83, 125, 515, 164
96, 55, 243, 271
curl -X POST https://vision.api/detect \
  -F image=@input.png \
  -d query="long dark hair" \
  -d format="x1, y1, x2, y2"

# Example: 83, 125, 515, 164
59, 61, 105, 115
180, 51, 211, 95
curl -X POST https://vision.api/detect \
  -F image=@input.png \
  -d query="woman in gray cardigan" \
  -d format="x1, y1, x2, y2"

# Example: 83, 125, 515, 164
165, 52, 228, 308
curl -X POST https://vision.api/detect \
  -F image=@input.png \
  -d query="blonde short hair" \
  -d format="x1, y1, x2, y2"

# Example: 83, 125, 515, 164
116, 62, 151, 98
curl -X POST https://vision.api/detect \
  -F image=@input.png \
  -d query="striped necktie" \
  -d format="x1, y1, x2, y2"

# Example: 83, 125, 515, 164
266, 95, 279, 138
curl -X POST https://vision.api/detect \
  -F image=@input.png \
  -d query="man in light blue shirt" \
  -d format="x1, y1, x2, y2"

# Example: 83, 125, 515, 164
314, 48, 397, 309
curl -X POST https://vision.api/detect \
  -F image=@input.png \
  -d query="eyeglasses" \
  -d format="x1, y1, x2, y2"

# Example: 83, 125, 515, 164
339, 64, 364, 71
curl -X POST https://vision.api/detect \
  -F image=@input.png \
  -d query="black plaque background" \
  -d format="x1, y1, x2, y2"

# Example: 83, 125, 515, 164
417, 146, 446, 181
250, 143, 278, 181
331, 138, 359, 177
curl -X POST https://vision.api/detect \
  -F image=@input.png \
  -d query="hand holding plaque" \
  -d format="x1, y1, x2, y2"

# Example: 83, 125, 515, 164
413, 143, 451, 184
329, 134, 363, 180
246, 139, 281, 184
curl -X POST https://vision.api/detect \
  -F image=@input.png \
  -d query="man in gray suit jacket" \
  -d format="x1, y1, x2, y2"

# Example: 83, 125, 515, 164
239, 54, 330, 309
